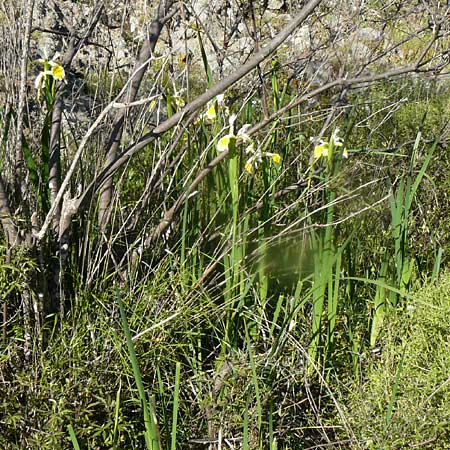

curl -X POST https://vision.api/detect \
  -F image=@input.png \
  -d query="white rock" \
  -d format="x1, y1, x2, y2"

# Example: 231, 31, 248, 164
290, 25, 310, 55
267, 0, 284, 9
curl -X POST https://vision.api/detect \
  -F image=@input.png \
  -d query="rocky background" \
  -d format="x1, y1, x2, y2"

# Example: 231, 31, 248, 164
25, 0, 448, 138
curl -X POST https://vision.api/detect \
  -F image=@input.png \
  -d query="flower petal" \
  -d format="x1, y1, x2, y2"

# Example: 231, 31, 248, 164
271, 153, 281, 164
245, 154, 258, 173
217, 135, 233, 152
34, 72, 45, 90
332, 127, 343, 146
314, 142, 328, 159
245, 142, 255, 154
237, 124, 251, 138
172, 95, 185, 108
34, 70, 52, 89
204, 105, 216, 121
51, 64, 65, 80
228, 114, 236, 133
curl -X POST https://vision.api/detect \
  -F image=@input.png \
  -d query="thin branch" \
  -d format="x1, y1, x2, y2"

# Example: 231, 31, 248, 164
35, 55, 166, 241
97, 0, 176, 230
36, 0, 323, 241
14, 0, 35, 201
143, 59, 444, 245
0, 173, 18, 246
76, 0, 324, 210
49, 1, 105, 233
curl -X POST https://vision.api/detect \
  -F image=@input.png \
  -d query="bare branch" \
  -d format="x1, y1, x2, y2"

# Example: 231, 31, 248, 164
14, 0, 35, 203
35, 62, 162, 241
77, 0, 324, 211
48, 1, 105, 233
144, 59, 447, 244
97, 0, 176, 230
0, 173, 18, 246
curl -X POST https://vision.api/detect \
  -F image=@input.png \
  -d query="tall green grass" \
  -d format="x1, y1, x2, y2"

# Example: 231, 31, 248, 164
1, 55, 447, 448
117, 293, 161, 450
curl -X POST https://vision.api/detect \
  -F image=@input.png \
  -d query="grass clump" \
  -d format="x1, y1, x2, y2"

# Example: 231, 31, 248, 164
343, 272, 450, 449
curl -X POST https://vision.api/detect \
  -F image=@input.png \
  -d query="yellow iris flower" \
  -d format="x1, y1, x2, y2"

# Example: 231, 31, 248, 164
244, 142, 281, 174
216, 115, 281, 173
313, 128, 348, 160
34, 52, 66, 100
313, 141, 329, 159
204, 105, 217, 121
217, 134, 234, 152
203, 94, 226, 123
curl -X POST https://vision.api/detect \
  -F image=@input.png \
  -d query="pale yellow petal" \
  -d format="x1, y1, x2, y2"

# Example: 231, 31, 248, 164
245, 142, 255, 154
51, 64, 65, 80
217, 135, 231, 152
204, 105, 216, 121
245, 162, 254, 174
34, 72, 45, 90
173, 96, 185, 108
271, 153, 281, 164
314, 143, 328, 159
